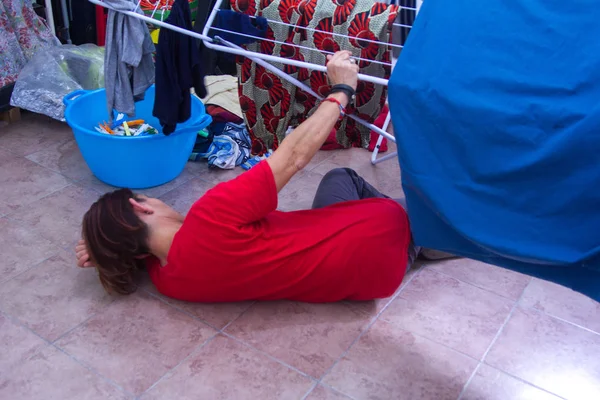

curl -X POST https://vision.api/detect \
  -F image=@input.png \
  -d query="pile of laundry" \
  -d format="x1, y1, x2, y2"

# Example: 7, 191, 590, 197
189, 104, 272, 171
95, 114, 158, 136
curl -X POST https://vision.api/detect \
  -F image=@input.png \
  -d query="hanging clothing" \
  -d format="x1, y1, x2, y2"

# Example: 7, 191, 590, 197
391, 0, 416, 59
104, 0, 155, 119
389, 0, 600, 301
153, 0, 206, 135
193, 0, 238, 76
212, 10, 268, 46
231, 0, 399, 153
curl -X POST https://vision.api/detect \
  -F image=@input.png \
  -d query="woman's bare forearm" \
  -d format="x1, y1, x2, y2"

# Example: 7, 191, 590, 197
265, 50, 359, 192
266, 92, 348, 191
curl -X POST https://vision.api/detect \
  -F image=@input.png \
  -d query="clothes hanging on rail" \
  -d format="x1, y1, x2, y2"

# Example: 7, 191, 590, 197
153, 0, 207, 135
231, 0, 399, 153
194, 0, 238, 76
391, 0, 416, 58
389, 0, 600, 301
104, 0, 155, 119
212, 10, 269, 46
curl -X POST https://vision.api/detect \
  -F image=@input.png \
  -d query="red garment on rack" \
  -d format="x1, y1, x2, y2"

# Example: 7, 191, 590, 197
368, 104, 389, 152
232, 0, 399, 154
321, 128, 344, 151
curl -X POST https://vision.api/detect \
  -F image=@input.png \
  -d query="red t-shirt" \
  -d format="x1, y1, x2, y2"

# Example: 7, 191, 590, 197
148, 161, 411, 302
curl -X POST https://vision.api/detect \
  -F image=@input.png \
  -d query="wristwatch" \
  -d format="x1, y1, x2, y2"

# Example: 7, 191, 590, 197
328, 84, 355, 106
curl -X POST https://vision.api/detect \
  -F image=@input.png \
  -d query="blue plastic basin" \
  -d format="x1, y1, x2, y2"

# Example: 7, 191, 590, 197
63, 86, 212, 189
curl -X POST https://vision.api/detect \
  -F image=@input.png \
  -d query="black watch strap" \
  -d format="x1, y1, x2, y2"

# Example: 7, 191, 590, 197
328, 84, 356, 105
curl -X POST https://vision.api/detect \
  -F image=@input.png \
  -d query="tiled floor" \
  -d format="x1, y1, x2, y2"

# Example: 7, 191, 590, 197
1, 113, 599, 400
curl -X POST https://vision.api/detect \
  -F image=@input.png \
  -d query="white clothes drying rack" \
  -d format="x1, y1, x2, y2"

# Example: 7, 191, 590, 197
89, 0, 422, 165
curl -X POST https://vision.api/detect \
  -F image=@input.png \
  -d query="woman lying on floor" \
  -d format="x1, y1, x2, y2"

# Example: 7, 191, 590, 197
76, 51, 450, 302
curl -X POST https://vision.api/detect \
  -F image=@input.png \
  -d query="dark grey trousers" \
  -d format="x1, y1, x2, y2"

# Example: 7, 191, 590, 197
311, 168, 453, 263
312, 168, 396, 207
311, 168, 419, 265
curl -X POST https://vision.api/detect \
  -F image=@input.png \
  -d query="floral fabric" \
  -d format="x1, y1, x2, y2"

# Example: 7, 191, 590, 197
0, 0, 59, 88
232, 0, 399, 154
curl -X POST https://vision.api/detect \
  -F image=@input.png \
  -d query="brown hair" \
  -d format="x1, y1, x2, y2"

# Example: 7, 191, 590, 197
82, 189, 150, 295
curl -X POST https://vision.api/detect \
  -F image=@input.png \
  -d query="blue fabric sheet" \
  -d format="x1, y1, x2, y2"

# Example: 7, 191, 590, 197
388, 0, 600, 300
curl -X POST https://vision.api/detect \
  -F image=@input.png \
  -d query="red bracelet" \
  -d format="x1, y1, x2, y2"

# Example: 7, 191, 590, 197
322, 97, 346, 117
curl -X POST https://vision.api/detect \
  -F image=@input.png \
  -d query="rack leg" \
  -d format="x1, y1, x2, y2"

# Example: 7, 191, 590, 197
371, 134, 398, 165
44, 0, 56, 35
372, 150, 398, 165
60, 0, 72, 44
371, 134, 385, 164
370, 111, 397, 165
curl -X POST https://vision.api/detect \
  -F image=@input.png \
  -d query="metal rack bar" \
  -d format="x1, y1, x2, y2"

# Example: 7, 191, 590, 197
208, 25, 393, 68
